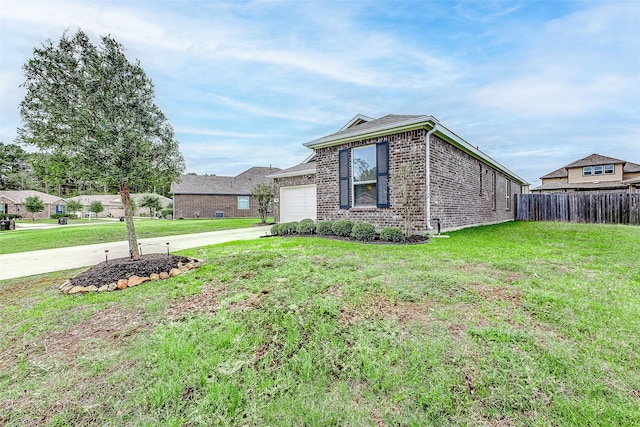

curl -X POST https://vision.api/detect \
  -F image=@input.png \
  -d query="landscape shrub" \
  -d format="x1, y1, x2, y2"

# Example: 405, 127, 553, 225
380, 226, 405, 242
316, 220, 334, 235
296, 218, 316, 235
278, 221, 299, 236
332, 219, 354, 237
351, 222, 376, 241
161, 208, 173, 218
270, 223, 280, 236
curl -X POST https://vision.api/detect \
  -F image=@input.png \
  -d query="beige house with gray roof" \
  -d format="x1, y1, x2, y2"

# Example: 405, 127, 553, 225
531, 154, 640, 193
170, 167, 281, 219
0, 190, 66, 219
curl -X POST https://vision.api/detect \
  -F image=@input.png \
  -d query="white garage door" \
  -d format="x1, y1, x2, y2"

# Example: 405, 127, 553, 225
280, 184, 317, 223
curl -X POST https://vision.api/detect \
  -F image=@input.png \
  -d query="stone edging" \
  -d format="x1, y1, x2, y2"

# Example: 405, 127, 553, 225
58, 259, 203, 294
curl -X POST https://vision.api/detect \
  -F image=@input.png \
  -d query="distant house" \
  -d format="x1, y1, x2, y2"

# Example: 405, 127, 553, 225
0, 190, 66, 219
531, 154, 640, 193
66, 193, 172, 217
171, 167, 281, 219
274, 114, 528, 233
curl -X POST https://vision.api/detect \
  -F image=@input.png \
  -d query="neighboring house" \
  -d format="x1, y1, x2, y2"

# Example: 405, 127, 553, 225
296, 114, 528, 233
66, 193, 172, 217
531, 154, 640, 193
0, 190, 66, 219
171, 167, 281, 219
268, 155, 317, 223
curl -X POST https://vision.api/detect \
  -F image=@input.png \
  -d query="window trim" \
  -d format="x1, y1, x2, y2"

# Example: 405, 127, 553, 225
351, 145, 377, 208
491, 171, 497, 210
237, 195, 250, 210
505, 180, 512, 211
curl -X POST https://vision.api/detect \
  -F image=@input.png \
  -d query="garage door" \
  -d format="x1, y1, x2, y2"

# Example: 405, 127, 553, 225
280, 184, 317, 223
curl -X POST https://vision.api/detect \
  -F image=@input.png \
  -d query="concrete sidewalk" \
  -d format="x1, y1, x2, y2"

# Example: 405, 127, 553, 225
0, 226, 270, 280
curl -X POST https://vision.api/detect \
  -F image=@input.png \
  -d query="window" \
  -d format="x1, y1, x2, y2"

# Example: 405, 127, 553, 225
352, 146, 377, 206
584, 164, 614, 176
491, 171, 497, 210
237, 196, 249, 210
339, 141, 389, 209
479, 164, 483, 195
56, 205, 65, 214
505, 180, 512, 211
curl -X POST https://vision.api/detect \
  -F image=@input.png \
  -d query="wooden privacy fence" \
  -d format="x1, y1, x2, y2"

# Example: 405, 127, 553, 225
515, 193, 640, 225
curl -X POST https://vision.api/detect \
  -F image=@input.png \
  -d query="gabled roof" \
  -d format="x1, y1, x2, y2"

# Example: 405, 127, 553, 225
564, 153, 626, 168
531, 181, 630, 192
267, 161, 316, 179
0, 190, 65, 204
540, 154, 640, 179
623, 161, 640, 173
337, 114, 375, 132
541, 167, 568, 179
171, 166, 281, 195
304, 114, 528, 185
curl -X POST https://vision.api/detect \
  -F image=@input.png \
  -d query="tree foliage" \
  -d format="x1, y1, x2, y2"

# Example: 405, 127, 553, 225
24, 195, 45, 220
251, 183, 274, 224
65, 199, 84, 216
89, 200, 104, 216
0, 142, 37, 190
139, 194, 162, 217
18, 29, 185, 258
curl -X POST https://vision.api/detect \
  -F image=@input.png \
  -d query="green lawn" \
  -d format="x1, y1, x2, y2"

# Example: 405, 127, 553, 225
0, 218, 269, 254
1, 221, 638, 425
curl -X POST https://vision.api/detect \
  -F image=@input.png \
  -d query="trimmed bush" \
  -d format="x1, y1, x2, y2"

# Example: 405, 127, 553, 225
297, 218, 316, 235
316, 220, 334, 235
332, 219, 354, 237
351, 222, 376, 242
270, 223, 280, 236
278, 221, 299, 236
380, 226, 405, 242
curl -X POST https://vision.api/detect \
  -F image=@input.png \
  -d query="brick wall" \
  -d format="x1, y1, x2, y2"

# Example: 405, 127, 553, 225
316, 129, 427, 232
315, 129, 523, 233
272, 174, 315, 222
173, 194, 260, 219
429, 136, 522, 230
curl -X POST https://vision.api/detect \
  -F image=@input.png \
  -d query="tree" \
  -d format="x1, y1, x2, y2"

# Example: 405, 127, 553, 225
18, 29, 185, 259
251, 183, 274, 224
24, 195, 45, 220
65, 199, 84, 217
89, 200, 104, 218
390, 162, 423, 237
0, 142, 36, 190
139, 194, 161, 217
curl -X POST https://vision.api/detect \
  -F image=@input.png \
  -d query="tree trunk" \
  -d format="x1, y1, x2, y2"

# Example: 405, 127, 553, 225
120, 183, 140, 259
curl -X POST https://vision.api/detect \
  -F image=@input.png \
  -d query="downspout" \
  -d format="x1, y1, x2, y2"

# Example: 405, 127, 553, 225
425, 123, 438, 231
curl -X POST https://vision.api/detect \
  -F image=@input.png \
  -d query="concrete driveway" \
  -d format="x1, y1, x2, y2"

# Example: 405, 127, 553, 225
0, 226, 270, 281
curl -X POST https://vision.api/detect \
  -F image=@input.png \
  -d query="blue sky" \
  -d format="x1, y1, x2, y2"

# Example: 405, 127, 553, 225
1, 0, 638, 187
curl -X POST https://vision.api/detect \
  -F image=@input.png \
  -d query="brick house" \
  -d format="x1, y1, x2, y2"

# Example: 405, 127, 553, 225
171, 167, 281, 219
0, 190, 66, 219
298, 114, 528, 233
530, 154, 640, 193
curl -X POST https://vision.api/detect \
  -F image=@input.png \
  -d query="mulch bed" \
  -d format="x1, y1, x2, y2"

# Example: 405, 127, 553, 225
70, 253, 193, 289
263, 234, 430, 244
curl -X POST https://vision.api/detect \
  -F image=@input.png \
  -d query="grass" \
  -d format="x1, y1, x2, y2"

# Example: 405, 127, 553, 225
0, 218, 270, 254
1, 221, 639, 425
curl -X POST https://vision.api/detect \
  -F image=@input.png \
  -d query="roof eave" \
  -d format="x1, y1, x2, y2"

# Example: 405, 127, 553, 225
304, 116, 438, 149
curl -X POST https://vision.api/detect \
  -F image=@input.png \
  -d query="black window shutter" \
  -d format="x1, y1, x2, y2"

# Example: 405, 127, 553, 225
338, 148, 350, 209
376, 141, 389, 208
